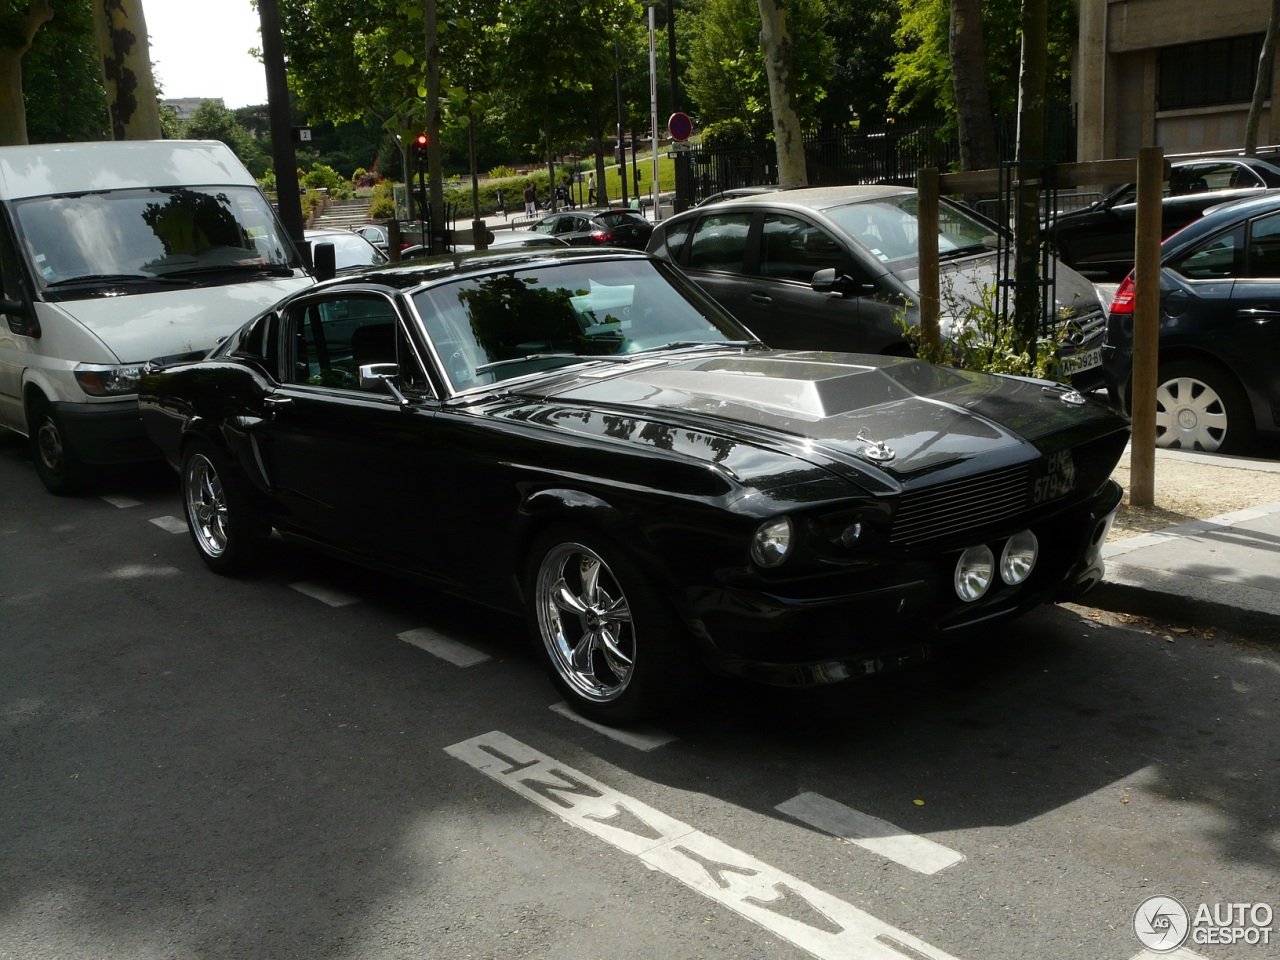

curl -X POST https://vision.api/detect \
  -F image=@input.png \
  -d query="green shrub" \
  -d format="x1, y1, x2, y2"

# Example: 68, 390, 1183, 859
368, 180, 396, 220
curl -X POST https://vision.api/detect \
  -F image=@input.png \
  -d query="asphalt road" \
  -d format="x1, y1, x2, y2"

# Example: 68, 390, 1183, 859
2, 431, 1277, 960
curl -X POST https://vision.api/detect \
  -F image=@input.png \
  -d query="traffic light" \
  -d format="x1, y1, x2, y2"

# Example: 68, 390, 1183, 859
413, 132, 429, 177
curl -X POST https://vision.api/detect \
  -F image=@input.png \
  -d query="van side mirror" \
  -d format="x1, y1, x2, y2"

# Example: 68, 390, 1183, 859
1, 299, 39, 338
313, 242, 336, 282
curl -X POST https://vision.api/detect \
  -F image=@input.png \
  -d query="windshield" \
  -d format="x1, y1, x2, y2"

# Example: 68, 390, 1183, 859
14, 185, 301, 291
826, 195, 999, 265
412, 257, 752, 391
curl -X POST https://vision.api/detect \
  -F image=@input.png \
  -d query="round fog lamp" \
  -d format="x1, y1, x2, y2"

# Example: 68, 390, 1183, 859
1000, 530, 1039, 585
751, 516, 793, 568
954, 545, 995, 602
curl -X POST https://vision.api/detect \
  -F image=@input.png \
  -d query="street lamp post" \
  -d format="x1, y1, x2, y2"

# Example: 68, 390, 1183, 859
614, 37, 628, 208
648, 5, 660, 220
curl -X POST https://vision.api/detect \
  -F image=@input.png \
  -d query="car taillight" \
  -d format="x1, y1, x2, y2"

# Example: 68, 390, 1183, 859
1110, 273, 1135, 315
592, 231, 614, 243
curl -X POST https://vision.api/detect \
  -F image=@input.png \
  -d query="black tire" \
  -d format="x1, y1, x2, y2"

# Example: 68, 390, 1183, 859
180, 439, 268, 576
28, 396, 84, 496
1153, 359, 1254, 454
525, 525, 696, 725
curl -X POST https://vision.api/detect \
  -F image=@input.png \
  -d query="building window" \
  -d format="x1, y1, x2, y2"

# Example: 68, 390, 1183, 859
1158, 34, 1267, 110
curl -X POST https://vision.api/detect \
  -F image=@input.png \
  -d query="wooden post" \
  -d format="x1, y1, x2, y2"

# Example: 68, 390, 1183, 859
1129, 146, 1164, 508
916, 167, 942, 356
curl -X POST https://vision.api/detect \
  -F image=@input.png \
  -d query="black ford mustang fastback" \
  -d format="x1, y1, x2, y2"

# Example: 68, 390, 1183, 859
140, 248, 1128, 723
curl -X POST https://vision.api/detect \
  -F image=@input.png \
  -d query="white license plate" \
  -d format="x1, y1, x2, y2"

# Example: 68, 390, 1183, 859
1061, 346, 1102, 375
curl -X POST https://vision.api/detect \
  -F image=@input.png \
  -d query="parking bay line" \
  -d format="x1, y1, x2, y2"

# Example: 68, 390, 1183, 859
398, 627, 490, 667
549, 701, 677, 751
149, 515, 188, 534
1130, 950, 1209, 960
776, 792, 965, 876
102, 495, 141, 509
289, 581, 361, 607
446, 731, 965, 960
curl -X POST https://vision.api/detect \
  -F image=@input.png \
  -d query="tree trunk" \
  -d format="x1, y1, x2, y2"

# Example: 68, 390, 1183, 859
92, 0, 161, 140
1013, 0, 1048, 352
756, 0, 808, 186
1245, 0, 1280, 156
0, 0, 54, 146
949, 0, 998, 172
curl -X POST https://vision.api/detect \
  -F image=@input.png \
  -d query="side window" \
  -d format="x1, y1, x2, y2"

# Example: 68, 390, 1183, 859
0, 216, 27, 306
1172, 225, 1245, 280
686, 213, 752, 274
230, 311, 279, 372
286, 295, 399, 390
1247, 212, 1280, 279
655, 218, 693, 262
759, 215, 843, 282
1169, 164, 1219, 195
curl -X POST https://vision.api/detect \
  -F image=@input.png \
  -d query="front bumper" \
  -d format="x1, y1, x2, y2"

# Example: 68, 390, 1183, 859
686, 479, 1124, 686
50, 398, 159, 466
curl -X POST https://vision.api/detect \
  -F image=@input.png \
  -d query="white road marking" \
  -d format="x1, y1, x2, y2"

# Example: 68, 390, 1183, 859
102, 495, 141, 509
149, 516, 188, 534
398, 627, 490, 666
776, 792, 965, 876
289, 581, 360, 607
1129, 950, 1210, 960
446, 731, 965, 960
549, 701, 678, 751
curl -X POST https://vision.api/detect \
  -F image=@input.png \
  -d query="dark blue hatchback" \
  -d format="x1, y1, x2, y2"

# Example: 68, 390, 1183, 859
1103, 191, 1280, 454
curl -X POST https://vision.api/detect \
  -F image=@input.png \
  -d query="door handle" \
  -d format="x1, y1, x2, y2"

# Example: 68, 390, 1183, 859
1236, 307, 1280, 320
263, 396, 293, 418
750, 292, 773, 304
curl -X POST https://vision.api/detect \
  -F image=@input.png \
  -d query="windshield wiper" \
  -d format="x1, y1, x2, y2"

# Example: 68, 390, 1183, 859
44, 273, 197, 288
474, 353, 634, 375
636, 339, 760, 354
938, 242, 997, 262
159, 262, 295, 280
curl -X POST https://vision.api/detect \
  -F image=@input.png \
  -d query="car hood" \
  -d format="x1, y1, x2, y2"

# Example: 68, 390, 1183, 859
923, 253, 1105, 320
498, 351, 1124, 490
45, 276, 312, 363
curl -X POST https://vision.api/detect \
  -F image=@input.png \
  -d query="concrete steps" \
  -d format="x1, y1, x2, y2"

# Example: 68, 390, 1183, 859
311, 198, 371, 230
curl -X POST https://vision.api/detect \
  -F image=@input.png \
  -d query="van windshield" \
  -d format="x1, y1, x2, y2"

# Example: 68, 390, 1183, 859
13, 185, 301, 291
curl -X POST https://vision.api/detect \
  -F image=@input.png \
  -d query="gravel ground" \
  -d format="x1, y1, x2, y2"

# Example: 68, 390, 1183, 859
1107, 444, 1280, 540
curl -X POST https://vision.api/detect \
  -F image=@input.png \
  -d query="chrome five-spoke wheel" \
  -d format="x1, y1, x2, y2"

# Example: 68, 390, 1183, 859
185, 451, 229, 559
179, 440, 266, 575
535, 540, 635, 705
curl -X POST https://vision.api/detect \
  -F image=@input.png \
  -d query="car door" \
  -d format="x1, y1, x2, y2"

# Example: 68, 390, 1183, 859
677, 209, 758, 325
1225, 208, 1280, 433
0, 212, 32, 432
251, 290, 443, 559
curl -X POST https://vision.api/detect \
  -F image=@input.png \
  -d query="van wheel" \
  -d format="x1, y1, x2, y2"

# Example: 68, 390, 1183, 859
28, 397, 84, 496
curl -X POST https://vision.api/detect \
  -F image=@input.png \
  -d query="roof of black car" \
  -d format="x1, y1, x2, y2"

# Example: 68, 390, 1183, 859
685, 184, 914, 215
310, 246, 652, 293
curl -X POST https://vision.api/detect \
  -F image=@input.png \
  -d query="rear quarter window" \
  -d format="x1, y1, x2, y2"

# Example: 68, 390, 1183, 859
685, 213, 752, 274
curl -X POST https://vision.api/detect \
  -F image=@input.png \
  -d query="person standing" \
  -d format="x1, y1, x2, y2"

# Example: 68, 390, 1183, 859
523, 182, 536, 217
587, 172, 596, 206
496, 188, 506, 219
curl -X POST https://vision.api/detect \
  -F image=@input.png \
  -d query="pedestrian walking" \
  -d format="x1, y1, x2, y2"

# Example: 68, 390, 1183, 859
523, 182, 536, 217
587, 172, 596, 205
496, 188, 506, 219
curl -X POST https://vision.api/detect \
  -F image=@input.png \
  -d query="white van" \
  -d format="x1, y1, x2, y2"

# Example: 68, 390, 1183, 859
0, 140, 312, 493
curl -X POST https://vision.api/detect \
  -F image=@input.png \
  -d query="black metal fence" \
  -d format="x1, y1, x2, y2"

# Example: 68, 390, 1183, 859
688, 109, 1077, 204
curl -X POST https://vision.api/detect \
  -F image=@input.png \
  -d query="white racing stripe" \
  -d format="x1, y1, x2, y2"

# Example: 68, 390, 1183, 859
398, 627, 490, 666
1129, 950, 1210, 960
548, 702, 677, 751
446, 731, 965, 960
290, 581, 360, 607
149, 516, 187, 534
776, 792, 965, 875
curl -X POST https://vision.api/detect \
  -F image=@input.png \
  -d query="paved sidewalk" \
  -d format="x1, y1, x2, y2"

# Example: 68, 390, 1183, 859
1089, 449, 1280, 638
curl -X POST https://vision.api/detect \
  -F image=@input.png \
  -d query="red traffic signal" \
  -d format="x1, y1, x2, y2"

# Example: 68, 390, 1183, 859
415, 132, 429, 149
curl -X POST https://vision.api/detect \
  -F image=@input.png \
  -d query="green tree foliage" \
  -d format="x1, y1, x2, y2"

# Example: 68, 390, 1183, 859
21, 0, 107, 143
684, 0, 833, 139
888, 0, 1076, 120
182, 99, 270, 177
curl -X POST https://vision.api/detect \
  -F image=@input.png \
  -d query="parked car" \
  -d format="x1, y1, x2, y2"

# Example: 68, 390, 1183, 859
305, 228, 389, 273
531, 209, 654, 249
400, 229, 570, 259
0, 139, 311, 495
1047, 155, 1280, 282
1103, 191, 1280, 454
696, 185, 791, 206
139, 248, 1128, 723
647, 185, 1109, 392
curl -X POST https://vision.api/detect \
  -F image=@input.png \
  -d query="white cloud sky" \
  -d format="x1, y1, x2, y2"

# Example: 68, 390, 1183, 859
145, 0, 267, 108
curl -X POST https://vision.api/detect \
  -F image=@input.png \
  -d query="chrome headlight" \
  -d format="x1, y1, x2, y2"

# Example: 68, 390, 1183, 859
74, 362, 144, 397
751, 516, 793, 568
999, 530, 1039, 585
954, 545, 995, 602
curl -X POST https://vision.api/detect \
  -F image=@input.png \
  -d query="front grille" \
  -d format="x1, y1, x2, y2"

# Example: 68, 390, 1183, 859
1059, 305, 1107, 346
890, 464, 1032, 548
